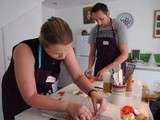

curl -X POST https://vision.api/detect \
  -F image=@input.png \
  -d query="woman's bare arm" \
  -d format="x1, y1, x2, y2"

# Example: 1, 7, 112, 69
64, 47, 94, 94
13, 43, 68, 112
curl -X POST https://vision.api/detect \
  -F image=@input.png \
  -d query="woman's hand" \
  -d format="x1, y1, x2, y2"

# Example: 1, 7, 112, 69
96, 68, 108, 81
90, 91, 107, 117
66, 101, 93, 120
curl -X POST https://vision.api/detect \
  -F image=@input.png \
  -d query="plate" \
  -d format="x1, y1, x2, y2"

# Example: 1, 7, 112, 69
117, 12, 134, 28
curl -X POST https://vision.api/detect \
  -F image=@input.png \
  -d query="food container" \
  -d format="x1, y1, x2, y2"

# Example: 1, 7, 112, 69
102, 71, 112, 94
139, 53, 151, 63
154, 53, 160, 66
111, 85, 126, 106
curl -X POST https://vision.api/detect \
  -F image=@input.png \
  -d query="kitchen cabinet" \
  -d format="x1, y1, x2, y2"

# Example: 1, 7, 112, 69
75, 35, 89, 72
133, 64, 160, 84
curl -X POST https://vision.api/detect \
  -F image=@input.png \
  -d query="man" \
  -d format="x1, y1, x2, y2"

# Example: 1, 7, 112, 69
85, 3, 128, 80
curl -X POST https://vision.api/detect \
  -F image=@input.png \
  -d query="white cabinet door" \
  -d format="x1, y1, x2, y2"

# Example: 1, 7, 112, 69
76, 56, 88, 72
133, 69, 160, 84
75, 35, 90, 56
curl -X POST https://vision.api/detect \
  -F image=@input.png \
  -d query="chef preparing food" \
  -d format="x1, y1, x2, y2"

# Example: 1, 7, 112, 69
85, 2, 128, 81
2, 16, 107, 120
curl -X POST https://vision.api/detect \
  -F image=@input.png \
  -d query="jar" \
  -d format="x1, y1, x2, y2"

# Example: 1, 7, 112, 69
102, 71, 112, 94
126, 75, 134, 92
111, 85, 127, 106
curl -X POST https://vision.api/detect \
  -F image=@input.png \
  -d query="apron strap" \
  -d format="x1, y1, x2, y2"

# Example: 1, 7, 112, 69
96, 25, 100, 39
110, 18, 116, 38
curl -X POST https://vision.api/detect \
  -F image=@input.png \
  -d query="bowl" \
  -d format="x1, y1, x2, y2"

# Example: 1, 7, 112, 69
127, 53, 132, 62
139, 53, 151, 63
154, 54, 160, 63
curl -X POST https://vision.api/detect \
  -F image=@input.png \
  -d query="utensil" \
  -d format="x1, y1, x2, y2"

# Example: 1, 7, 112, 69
124, 63, 136, 83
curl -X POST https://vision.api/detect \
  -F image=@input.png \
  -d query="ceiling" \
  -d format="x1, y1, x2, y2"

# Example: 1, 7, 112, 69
42, 0, 116, 9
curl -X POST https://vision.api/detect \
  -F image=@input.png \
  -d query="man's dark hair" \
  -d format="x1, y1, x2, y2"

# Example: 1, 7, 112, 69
91, 3, 108, 14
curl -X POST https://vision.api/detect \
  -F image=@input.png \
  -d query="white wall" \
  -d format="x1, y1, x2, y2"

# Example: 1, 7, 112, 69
0, 29, 4, 81
0, 28, 4, 120
55, 6, 95, 37
154, 0, 160, 9
42, 3, 55, 22
0, 0, 43, 76
0, 1, 43, 119
3, 4, 42, 69
0, 0, 41, 27
54, 0, 160, 52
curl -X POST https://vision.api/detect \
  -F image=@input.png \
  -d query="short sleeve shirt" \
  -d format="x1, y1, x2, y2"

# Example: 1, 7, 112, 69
88, 19, 128, 45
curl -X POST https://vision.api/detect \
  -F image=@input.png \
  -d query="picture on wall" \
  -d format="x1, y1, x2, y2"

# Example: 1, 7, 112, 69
83, 6, 95, 24
153, 10, 160, 38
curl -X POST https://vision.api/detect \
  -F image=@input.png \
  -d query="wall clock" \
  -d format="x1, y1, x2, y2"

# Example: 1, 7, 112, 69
117, 12, 134, 28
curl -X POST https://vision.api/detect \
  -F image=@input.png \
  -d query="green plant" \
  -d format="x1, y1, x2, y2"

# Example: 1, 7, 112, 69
154, 54, 160, 63
139, 53, 151, 63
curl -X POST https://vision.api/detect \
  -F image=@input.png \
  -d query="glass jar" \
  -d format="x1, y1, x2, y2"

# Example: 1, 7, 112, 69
102, 71, 112, 94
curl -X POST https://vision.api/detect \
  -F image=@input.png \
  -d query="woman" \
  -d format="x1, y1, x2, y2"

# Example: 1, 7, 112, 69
2, 17, 107, 120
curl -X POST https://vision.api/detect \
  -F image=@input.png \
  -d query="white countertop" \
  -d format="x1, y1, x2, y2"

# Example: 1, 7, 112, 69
15, 108, 49, 120
135, 63, 160, 71
15, 83, 153, 120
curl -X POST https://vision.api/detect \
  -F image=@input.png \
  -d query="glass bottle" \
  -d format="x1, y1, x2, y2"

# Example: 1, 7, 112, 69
102, 71, 112, 94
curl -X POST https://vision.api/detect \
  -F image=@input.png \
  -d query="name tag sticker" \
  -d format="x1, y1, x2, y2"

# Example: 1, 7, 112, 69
103, 41, 109, 45
46, 76, 56, 83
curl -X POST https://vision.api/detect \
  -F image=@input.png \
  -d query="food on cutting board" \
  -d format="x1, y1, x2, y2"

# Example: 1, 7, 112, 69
57, 91, 65, 96
72, 89, 83, 95
121, 105, 135, 120
121, 105, 147, 120
71, 89, 88, 97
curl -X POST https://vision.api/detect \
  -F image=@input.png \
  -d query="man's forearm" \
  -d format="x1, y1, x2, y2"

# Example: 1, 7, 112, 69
104, 53, 128, 70
88, 55, 95, 69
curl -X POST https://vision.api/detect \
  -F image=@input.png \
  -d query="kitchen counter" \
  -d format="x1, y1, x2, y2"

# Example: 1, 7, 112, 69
15, 83, 153, 120
132, 63, 160, 85
135, 63, 160, 72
